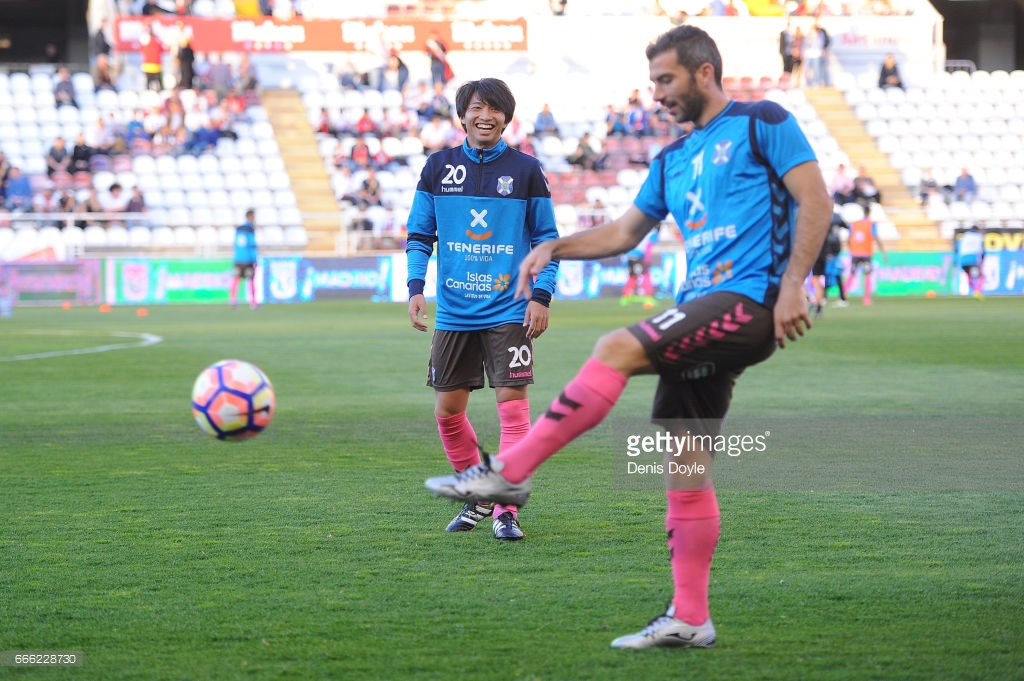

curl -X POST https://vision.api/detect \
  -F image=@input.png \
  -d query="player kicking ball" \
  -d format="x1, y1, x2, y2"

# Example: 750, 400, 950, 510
426, 25, 832, 647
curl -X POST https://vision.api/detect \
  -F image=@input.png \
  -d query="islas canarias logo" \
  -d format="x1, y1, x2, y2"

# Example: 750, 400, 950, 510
466, 208, 491, 241
711, 260, 733, 284
492, 273, 511, 291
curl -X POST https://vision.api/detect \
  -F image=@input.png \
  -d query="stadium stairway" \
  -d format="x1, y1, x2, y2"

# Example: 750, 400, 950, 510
260, 89, 339, 253
806, 88, 947, 250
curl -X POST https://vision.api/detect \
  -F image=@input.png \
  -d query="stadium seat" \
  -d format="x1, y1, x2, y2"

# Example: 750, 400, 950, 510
284, 225, 308, 247
217, 225, 236, 246
83, 225, 108, 248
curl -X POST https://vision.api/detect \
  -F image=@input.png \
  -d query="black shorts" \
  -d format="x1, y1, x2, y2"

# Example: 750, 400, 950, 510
850, 256, 872, 273
427, 323, 534, 391
962, 264, 981, 277
627, 256, 647, 277
626, 291, 776, 434
812, 256, 827, 277
234, 263, 256, 278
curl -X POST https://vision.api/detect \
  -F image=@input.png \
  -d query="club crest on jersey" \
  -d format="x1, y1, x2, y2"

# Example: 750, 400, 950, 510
712, 140, 732, 166
497, 176, 514, 196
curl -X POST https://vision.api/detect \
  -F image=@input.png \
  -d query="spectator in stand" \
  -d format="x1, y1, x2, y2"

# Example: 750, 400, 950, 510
518, 133, 538, 159
566, 132, 608, 171
830, 163, 855, 204
878, 53, 904, 90
358, 167, 383, 207
404, 80, 430, 117
605, 104, 627, 136
502, 115, 527, 151
315, 107, 337, 136
534, 103, 560, 137
100, 183, 130, 219
139, 25, 166, 91
126, 186, 147, 228
378, 51, 409, 95
124, 110, 150, 150
32, 186, 63, 219
334, 164, 363, 205
354, 108, 380, 137
426, 81, 453, 121
779, 20, 795, 79
234, 52, 259, 91
70, 133, 93, 173
92, 18, 112, 59
46, 137, 72, 178
348, 137, 372, 170
75, 187, 103, 228
184, 121, 220, 155
420, 113, 451, 156
425, 32, 453, 87
54, 68, 78, 108
178, 35, 196, 90
918, 167, 942, 206
0, 150, 11, 184
805, 22, 831, 87
626, 101, 648, 137
93, 54, 118, 92
853, 164, 881, 207
4, 168, 33, 213
791, 26, 805, 87
953, 168, 977, 205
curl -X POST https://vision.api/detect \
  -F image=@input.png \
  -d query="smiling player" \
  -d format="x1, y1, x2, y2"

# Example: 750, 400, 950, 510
406, 78, 561, 541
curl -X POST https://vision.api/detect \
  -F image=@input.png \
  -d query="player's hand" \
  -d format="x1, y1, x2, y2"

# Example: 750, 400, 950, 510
774, 274, 812, 349
515, 242, 557, 300
523, 300, 549, 339
408, 293, 429, 332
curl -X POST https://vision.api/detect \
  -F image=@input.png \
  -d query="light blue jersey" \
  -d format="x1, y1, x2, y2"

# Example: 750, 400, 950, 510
956, 229, 985, 267
233, 222, 258, 265
634, 100, 816, 307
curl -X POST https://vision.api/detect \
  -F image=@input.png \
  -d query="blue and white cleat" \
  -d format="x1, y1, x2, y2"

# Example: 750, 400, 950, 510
425, 453, 531, 507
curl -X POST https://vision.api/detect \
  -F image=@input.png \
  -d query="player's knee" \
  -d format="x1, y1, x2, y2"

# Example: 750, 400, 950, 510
593, 329, 649, 375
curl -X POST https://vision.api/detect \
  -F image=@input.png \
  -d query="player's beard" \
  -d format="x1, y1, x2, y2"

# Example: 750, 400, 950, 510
671, 87, 706, 127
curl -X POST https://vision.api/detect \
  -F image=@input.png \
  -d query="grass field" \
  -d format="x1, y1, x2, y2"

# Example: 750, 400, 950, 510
2, 296, 1023, 680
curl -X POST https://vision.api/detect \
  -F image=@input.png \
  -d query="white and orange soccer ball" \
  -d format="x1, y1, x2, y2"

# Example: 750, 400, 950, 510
191, 359, 275, 440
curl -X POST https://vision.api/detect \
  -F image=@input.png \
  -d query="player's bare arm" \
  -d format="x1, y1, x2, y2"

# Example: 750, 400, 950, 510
408, 293, 429, 332
516, 206, 660, 299
776, 160, 833, 348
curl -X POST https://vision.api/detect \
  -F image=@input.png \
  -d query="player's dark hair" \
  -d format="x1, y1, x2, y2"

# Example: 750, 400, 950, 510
455, 78, 516, 130
646, 25, 724, 88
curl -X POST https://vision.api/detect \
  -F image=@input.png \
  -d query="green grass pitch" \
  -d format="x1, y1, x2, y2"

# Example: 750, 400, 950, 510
1, 296, 1022, 680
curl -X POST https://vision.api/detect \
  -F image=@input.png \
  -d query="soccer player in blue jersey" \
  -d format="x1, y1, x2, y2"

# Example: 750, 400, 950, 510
426, 26, 833, 645
230, 209, 258, 309
954, 224, 986, 299
406, 78, 561, 541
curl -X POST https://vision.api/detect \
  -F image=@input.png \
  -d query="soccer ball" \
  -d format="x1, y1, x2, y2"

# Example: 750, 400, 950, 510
191, 359, 275, 440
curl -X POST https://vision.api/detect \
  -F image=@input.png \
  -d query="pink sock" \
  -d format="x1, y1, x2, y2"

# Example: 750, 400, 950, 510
496, 357, 627, 483
666, 487, 720, 626
248, 277, 257, 305
436, 412, 480, 472
494, 399, 531, 518
230, 276, 240, 304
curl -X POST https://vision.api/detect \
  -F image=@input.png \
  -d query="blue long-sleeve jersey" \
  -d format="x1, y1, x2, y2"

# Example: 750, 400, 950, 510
406, 139, 560, 331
